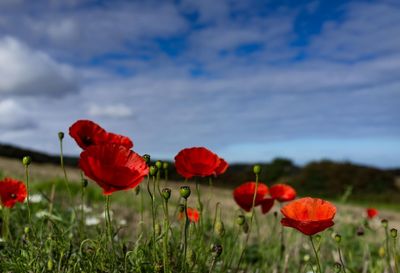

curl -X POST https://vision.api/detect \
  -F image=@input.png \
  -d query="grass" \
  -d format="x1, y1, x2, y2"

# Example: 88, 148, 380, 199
0, 158, 399, 272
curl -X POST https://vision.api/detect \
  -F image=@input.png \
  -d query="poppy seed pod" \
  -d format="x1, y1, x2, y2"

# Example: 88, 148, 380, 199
142, 154, 151, 165
211, 244, 223, 258
155, 161, 162, 169
253, 164, 261, 174
162, 162, 169, 169
180, 186, 191, 199
22, 156, 32, 166
149, 166, 157, 176
236, 215, 246, 226
162, 188, 171, 201
58, 131, 64, 140
334, 234, 341, 244
390, 228, 398, 238
381, 219, 388, 228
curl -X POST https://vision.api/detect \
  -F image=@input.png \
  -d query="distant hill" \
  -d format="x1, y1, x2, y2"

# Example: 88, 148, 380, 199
1, 143, 399, 200
0, 143, 78, 167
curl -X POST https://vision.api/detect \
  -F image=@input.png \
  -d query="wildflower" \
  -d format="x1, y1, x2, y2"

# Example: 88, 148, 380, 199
28, 193, 43, 204
233, 182, 269, 212
79, 144, 148, 195
174, 147, 228, 178
0, 178, 27, 208
85, 216, 100, 226
178, 207, 199, 223
281, 197, 336, 235
69, 119, 133, 150
269, 184, 296, 202
366, 208, 378, 219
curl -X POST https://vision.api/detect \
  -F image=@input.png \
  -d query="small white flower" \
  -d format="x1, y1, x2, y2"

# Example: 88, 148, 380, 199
85, 216, 100, 226
29, 194, 43, 203
35, 210, 62, 221
77, 204, 93, 213
119, 219, 127, 226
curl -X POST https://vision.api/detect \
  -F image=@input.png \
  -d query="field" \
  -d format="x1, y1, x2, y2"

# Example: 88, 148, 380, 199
0, 153, 399, 273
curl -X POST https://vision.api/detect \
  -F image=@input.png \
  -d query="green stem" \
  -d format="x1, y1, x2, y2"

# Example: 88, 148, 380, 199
209, 258, 217, 273
394, 236, 399, 273
147, 176, 157, 262
235, 173, 259, 272
80, 172, 86, 240
195, 180, 203, 227
59, 136, 72, 201
310, 235, 322, 273
25, 165, 32, 230
163, 198, 170, 273
385, 226, 392, 273
105, 195, 113, 246
182, 198, 189, 273
338, 245, 347, 273
2, 207, 10, 241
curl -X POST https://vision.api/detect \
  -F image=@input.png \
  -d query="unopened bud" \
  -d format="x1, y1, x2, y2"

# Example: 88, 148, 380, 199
24, 226, 30, 234
149, 166, 157, 176
47, 259, 53, 271
236, 215, 246, 226
162, 162, 169, 169
142, 154, 151, 165
253, 164, 261, 174
214, 221, 225, 237
162, 188, 171, 201
303, 254, 310, 262
22, 156, 32, 166
356, 226, 365, 236
334, 234, 341, 244
381, 219, 388, 228
211, 244, 223, 258
390, 228, 398, 238
179, 186, 191, 199
155, 161, 162, 169
58, 132, 64, 140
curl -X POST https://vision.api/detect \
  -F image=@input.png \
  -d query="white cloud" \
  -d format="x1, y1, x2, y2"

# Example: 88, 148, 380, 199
0, 99, 36, 130
0, 37, 78, 96
88, 104, 133, 119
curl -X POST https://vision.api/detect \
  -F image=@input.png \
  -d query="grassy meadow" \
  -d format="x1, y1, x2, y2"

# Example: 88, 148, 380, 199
0, 153, 399, 273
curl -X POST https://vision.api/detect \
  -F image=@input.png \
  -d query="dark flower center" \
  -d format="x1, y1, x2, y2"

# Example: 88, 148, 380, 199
10, 193, 17, 199
82, 136, 93, 146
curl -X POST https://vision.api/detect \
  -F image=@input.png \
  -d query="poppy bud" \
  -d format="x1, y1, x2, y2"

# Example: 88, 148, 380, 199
214, 221, 225, 237
236, 215, 246, 226
180, 186, 191, 199
22, 156, 32, 166
253, 164, 261, 174
381, 219, 388, 228
356, 226, 365, 236
142, 154, 151, 165
334, 234, 341, 244
379, 246, 385, 257
58, 131, 64, 140
24, 226, 30, 234
334, 263, 341, 271
242, 222, 249, 233
47, 259, 53, 271
162, 162, 169, 169
155, 161, 162, 169
211, 244, 223, 258
149, 166, 157, 176
82, 178, 88, 188
162, 188, 171, 201
178, 204, 185, 213
390, 228, 398, 238
134, 185, 140, 195
155, 223, 161, 236
303, 254, 310, 262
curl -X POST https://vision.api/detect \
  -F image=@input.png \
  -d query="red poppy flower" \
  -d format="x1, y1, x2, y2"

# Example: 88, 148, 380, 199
79, 144, 148, 195
366, 208, 378, 219
0, 178, 27, 208
174, 147, 221, 179
178, 207, 200, 223
270, 184, 296, 202
281, 197, 336, 235
69, 120, 133, 150
215, 158, 229, 176
233, 182, 269, 212
260, 198, 275, 214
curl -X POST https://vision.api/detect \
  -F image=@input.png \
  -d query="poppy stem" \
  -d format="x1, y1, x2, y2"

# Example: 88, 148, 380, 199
105, 195, 113, 246
182, 198, 189, 273
59, 134, 72, 202
24, 164, 33, 231
147, 175, 157, 263
235, 173, 259, 272
1, 207, 10, 241
163, 197, 170, 273
337, 243, 347, 273
393, 235, 399, 273
79, 171, 86, 240
195, 179, 203, 227
309, 235, 322, 273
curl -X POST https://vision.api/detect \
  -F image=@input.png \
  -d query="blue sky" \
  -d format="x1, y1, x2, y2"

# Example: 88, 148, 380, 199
0, 0, 399, 168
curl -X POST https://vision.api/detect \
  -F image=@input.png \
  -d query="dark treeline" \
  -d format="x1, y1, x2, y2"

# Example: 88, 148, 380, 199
1, 143, 399, 199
